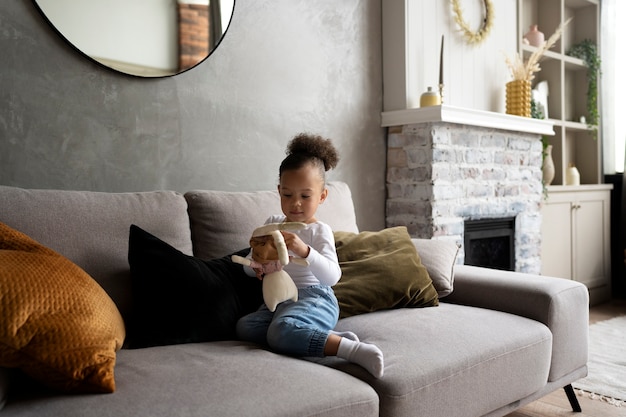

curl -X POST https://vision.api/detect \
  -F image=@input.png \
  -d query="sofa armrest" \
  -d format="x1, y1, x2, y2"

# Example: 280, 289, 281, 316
445, 265, 589, 382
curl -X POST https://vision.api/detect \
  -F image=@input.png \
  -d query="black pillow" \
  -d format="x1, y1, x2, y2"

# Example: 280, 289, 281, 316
127, 225, 263, 348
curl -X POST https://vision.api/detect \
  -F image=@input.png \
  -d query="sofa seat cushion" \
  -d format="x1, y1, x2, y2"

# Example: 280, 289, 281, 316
315, 303, 552, 417
0, 186, 193, 321
3, 342, 379, 417
185, 181, 359, 260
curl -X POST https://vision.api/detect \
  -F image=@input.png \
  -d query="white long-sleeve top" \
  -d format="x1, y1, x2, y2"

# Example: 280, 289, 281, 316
245, 215, 342, 288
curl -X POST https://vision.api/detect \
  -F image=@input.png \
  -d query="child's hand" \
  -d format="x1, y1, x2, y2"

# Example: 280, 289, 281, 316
281, 231, 310, 258
252, 268, 264, 280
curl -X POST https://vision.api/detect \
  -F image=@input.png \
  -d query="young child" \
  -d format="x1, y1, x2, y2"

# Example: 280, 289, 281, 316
236, 133, 384, 379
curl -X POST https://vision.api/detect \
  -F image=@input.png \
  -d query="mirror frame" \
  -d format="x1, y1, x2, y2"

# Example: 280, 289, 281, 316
31, 0, 235, 78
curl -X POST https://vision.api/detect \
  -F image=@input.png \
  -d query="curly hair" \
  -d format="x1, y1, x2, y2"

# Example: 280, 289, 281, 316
279, 133, 339, 183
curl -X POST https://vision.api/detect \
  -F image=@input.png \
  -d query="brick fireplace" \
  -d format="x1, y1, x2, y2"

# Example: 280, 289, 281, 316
383, 106, 554, 274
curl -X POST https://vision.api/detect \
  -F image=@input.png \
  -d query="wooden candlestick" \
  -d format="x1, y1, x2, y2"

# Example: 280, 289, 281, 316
439, 35, 444, 103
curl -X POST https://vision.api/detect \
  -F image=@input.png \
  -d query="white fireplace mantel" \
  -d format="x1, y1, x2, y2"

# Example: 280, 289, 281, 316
381, 105, 555, 136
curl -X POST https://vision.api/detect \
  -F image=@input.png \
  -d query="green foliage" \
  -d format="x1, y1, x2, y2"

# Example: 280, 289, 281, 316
566, 39, 601, 131
531, 98, 544, 120
541, 135, 550, 199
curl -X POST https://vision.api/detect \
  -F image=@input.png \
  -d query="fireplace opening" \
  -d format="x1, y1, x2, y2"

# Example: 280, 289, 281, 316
464, 218, 515, 271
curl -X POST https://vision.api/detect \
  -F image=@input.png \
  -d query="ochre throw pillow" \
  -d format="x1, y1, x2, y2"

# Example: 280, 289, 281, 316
0, 222, 125, 393
333, 226, 439, 318
127, 225, 263, 348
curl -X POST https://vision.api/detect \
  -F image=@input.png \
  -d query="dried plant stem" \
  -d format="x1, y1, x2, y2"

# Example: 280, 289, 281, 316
504, 18, 572, 82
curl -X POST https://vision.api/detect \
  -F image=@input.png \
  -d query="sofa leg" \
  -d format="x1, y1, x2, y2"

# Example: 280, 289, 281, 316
563, 384, 582, 412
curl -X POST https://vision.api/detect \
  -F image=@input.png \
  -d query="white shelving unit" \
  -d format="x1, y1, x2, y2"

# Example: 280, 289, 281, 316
518, 0, 601, 185
521, 0, 613, 304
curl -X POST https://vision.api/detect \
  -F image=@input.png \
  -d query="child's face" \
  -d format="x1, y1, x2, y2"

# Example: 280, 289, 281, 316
278, 164, 327, 224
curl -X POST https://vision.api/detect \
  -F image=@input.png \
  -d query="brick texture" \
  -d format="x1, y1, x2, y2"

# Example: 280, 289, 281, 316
178, 4, 210, 71
386, 122, 543, 273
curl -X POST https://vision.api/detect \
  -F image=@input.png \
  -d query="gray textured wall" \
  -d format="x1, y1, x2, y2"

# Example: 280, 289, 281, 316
0, 0, 385, 230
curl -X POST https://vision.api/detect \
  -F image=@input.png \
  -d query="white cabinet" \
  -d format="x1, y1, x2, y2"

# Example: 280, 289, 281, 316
541, 185, 612, 305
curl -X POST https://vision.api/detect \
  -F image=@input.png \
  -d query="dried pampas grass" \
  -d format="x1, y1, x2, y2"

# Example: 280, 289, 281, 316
504, 18, 572, 81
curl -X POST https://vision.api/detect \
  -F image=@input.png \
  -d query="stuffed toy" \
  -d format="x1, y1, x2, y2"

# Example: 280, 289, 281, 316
232, 222, 308, 312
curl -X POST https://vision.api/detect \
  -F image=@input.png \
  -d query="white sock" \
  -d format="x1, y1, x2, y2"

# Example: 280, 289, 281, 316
330, 330, 359, 342
336, 338, 384, 378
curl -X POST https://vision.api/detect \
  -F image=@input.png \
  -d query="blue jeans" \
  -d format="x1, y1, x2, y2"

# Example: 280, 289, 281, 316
236, 285, 339, 357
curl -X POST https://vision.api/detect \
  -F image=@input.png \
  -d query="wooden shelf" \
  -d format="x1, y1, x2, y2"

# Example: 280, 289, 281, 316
521, 45, 587, 70
562, 54, 587, 70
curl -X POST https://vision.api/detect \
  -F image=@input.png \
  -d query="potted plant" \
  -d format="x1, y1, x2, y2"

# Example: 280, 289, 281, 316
566, 39, 601, 131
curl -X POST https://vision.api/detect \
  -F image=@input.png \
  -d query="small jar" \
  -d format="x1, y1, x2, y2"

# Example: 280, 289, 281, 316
565, 163, 580, 186
420, 87, 441, 107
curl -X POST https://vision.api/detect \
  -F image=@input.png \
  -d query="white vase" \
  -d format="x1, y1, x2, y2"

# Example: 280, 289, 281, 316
543, 145, 555, 186
566, 163, 580, 186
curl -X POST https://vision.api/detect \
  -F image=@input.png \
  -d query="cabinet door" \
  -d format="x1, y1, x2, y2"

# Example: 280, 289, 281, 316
573, 193, 609, 290
541, 194, 573, 280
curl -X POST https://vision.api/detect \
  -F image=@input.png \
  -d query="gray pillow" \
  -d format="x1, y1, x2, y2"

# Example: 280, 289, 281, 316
185, 181, 359, 260
412, 238, 460, 298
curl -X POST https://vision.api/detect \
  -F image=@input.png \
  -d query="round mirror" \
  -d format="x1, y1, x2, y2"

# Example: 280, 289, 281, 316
32, 0, 235, 77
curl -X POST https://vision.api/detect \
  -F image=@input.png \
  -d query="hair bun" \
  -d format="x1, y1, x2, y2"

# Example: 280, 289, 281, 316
287, 133, 339, 171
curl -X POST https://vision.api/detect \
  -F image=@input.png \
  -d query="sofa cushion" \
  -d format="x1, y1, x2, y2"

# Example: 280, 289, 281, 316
447, 264, 590, 383
0, 222, 125, 393
412, 238, 459, 298
319, 304, 552, 417
127, 225, 263, 348
185, 181, 359, 260
3, 342, 379, 417
333, 227, 439, 318
0, 185, 193, 321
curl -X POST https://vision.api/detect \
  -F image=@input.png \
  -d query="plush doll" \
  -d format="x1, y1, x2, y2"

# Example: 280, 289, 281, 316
232, 222, 308, 312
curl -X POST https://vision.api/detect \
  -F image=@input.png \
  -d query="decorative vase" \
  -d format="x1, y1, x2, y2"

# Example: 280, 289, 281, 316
420, 87, 441, 107
542, 145, 555, 186
524, 25, 545, 47
565, 163, 580, 186
506, 80, 532, 117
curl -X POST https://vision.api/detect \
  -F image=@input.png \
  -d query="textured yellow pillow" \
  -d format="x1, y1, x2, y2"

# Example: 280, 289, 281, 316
0, 222, 125, 393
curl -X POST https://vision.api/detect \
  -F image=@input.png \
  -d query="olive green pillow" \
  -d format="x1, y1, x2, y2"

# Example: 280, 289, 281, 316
333, 227, 439, 318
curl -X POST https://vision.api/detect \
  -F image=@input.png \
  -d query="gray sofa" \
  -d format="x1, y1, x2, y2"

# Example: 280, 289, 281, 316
0, 182, 589, 417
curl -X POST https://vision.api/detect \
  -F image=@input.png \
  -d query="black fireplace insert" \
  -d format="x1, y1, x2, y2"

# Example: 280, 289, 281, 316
464, 218, 515, 271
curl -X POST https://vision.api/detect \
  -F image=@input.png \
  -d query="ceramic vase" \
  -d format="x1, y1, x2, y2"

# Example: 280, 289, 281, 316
506, 80, 532, 117
565, 163, 580, 186
524, 25, 545, 47
543, 145, 555, 186
420, 87, 441, 107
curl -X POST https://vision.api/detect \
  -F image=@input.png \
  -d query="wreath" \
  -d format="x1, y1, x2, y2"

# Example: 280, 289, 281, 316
451, 0, 494, 45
